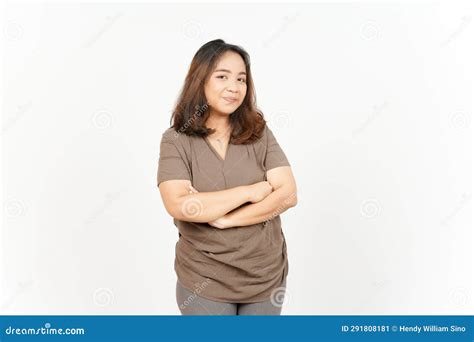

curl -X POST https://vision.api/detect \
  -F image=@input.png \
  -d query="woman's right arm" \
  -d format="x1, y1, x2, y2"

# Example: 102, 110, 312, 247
158, 180, 272, 223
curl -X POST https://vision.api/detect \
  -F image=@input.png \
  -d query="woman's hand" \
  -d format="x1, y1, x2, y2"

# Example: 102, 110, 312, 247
187, 184, 231, 228
188, 184, 199, 194
247, 181, 273, 203
186, 182, 271, 229
208, 216, 232, 229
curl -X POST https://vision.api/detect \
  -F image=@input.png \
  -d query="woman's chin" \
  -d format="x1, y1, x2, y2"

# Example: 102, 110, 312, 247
213, 108, 235, 116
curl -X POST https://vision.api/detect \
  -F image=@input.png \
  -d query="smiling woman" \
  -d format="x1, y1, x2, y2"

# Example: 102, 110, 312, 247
169, 39, 265, 144
157, 39, 297, 316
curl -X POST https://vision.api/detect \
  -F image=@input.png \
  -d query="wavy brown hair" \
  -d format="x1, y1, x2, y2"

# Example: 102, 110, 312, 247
170, 39, 266, 145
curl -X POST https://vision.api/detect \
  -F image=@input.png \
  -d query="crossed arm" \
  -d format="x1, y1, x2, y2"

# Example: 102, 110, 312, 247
209, 166, 297, 228
158, 166, 297, 228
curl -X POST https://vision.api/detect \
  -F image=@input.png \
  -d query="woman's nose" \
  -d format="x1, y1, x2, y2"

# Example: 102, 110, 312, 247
225, 80, 240, 93
226, 84, 238, 93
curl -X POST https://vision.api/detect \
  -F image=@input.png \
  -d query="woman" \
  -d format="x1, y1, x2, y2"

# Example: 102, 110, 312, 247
157, 39, 297, 315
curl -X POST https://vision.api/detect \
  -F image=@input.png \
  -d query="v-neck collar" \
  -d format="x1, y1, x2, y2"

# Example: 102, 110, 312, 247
204, 136, 231, 162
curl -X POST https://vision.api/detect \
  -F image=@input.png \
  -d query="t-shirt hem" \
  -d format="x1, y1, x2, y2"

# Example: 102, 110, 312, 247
176, 276, 287, 304
157, 176, 191, 187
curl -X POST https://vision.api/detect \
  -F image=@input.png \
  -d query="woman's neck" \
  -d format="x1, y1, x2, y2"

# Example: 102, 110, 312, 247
206, 111, 231, 138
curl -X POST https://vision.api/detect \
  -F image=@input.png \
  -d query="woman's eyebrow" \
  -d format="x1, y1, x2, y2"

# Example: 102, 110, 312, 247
213, 68, 246, 75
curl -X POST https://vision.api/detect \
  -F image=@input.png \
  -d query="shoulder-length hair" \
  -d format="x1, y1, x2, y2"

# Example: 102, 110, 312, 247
170, 39, 266, 144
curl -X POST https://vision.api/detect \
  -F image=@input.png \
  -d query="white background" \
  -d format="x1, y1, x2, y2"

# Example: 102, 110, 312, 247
1, 1, 472, 315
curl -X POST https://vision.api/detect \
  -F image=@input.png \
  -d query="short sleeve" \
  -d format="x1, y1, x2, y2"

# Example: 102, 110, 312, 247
264, 126, 290, 171
157, 129, 192, 186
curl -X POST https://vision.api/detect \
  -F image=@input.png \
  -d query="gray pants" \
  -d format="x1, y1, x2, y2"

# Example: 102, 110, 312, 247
176, 279, 286, 315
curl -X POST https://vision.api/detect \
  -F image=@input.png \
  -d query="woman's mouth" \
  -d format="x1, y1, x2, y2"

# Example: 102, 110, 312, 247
223, 97, 238, 104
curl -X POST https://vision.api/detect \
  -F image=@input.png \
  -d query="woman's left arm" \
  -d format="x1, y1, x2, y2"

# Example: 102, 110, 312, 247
209, 166, 297, 228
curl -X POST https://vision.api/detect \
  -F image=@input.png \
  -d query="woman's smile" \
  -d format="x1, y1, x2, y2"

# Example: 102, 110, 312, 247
222, 97, 238, 104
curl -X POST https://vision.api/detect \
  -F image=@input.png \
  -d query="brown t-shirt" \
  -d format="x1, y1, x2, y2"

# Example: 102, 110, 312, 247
157, 125, 290, 303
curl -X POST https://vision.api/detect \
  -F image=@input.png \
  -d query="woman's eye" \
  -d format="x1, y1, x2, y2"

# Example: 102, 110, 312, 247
216, 75, 246, 83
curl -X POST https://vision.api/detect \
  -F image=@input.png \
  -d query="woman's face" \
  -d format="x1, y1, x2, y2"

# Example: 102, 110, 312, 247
204, 51, 247, 116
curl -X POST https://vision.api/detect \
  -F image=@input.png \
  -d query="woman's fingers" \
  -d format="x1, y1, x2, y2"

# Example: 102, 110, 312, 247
188, 185, 199, 194
208, 219, 224, 229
